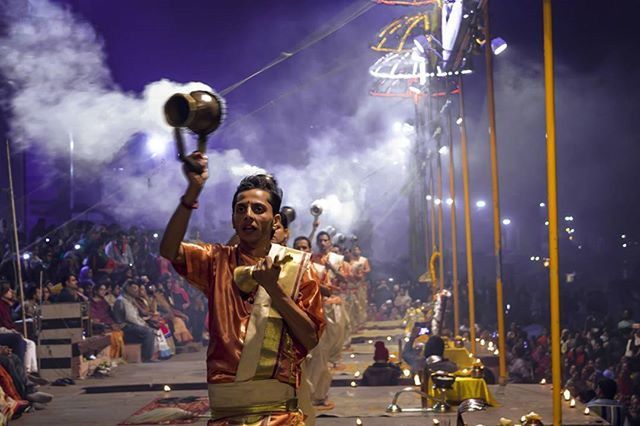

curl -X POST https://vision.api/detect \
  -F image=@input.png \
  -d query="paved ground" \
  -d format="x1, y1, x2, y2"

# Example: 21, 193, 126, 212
13, 340, 608, 425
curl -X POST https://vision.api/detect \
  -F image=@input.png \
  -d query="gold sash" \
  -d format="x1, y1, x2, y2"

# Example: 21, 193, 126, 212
234, 244, 309, 382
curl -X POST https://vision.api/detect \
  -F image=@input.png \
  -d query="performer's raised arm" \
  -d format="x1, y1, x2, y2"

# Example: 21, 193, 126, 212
159, 152, 208, 264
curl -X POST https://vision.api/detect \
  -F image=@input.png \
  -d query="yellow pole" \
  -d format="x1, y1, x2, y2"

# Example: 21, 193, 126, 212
543, 1, 562, 424
447, 109, 460, 333
483, 0, 507, 384
436, 141, 445, 291
429, 167, 437, 256
458, 78, 477, 355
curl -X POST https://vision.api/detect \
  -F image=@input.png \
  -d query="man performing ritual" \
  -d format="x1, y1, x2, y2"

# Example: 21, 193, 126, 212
160, 152, 325, 426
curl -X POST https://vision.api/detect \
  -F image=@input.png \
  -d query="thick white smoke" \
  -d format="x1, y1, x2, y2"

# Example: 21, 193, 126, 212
0, 0, 416, 263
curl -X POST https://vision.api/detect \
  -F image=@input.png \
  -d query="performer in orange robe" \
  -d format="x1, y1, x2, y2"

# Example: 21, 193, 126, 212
160, 155, 324, 426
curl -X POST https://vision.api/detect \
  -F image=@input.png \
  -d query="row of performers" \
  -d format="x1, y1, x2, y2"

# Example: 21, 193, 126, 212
272, 219, 371, 416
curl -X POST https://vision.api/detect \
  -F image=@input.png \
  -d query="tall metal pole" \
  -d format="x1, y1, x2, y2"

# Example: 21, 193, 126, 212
458, 77, 477, 355
436, 140, 445, 291
543, 1, 562, 423
483, 0, 507, 384
447, 108, 460, 334
5, 140, 28, 337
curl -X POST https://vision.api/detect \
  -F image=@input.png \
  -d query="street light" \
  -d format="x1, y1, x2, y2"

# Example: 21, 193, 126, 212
539, 202, 546, 207
476, 200, 486, 208
491, 37, 508, 55
502, 218, 511, 226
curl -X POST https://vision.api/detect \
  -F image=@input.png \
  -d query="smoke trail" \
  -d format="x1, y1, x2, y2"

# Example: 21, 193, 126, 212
0, 0, 417, 263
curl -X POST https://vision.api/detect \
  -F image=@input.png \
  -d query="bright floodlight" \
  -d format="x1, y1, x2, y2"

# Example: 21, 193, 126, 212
446, 198, 453, 206
438, 146, 449, 155
539, 202, 546, 207
426, 195, 433, 201
491, 37, 508, 55
147, 134, 167, 157
476, 200, 486, 208
23, 253, 30, 260
434, 198, 442, 205
502, 218, 511, 225
74, 244, 81, 250
456, 117, 463, 125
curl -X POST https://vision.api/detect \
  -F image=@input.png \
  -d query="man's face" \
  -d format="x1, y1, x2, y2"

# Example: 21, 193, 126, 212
233, 189, 279, 246
126, 284, 139, 297
293, 239, 311, 253
3, 288, 13, 301
271, 221, 289, 246
353, 246, 362, 257
67, 275, 78, 289
317, 234, 331, 252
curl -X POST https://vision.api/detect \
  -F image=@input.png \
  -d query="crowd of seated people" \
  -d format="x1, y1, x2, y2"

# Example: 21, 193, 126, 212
0, 218, 208, 420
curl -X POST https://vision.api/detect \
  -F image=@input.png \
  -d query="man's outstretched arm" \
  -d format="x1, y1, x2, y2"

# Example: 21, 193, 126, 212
159, 152, 208, 264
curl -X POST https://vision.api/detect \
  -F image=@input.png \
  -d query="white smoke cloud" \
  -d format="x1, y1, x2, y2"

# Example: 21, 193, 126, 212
0, 0, 417, 264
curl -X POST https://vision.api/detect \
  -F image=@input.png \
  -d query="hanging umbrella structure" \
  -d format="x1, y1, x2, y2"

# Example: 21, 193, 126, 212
371, 12, 440, 53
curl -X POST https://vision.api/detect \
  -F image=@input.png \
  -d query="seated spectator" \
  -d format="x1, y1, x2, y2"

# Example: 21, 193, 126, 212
509, 344, 533, 383
55, 274, 87, 303
587, 378, 625, 426
90, 284, 124, 359
361, 341, 401, 386
153, 282, 193, 345
113, 281, 155, 363
0, 283, 38, 374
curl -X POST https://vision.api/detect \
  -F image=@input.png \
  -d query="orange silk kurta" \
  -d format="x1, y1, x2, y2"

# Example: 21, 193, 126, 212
172, 242, 325, 387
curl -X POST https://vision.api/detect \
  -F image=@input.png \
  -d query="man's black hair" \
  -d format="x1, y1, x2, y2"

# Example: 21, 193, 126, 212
316, 231, 330, 243
293, 236, 311, 248
424, 335, 445, 358
232, 174, 283, 214
597, 378, 617, 399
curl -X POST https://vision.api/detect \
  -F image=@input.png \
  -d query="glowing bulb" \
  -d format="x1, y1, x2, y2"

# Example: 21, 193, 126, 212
404, 337, 410, 343
570, 398, 576, 408
163, 385, 171, 392
350, 381, 357, 387
540, 378, 546, 385
563, 389, 571, 401
545, 221, 549, 226
146, 134, 168, 157
45, 238, 50, 243
446, 198, 453, 206
403, 369, 411, 377
502, 218, 511, 226
153, 233, 159, 239
621, 234, 627, 239
426, 195, 433, 201
476, 200, 486, 208
539, 202, 546, 207
434, 199, 442, 205
584, 407, 590, 415
354, 371, 361, 377
386, 336, 392, 341
356, 418, 363, 426
367, 340, 373, 344
493, 349, 499, 355
456, 117, 463, 125
74, 244, 81, 250
480, 339, 486, 346
22, 253, 30, 260
350, 353, 356, 359
438, 146, 449, 155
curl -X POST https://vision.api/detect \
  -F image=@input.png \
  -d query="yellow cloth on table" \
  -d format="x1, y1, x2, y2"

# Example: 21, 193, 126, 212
444, 347, 475, 369
428, 376, 498, 406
